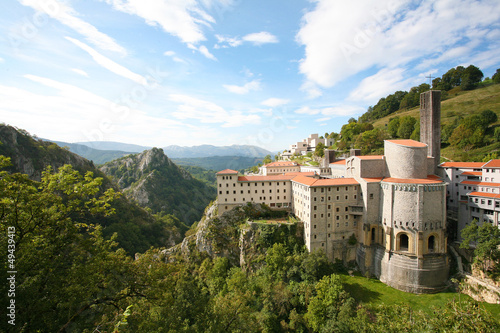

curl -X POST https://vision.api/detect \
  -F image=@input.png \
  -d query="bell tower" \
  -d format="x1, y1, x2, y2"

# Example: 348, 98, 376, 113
419, 90, 441, 174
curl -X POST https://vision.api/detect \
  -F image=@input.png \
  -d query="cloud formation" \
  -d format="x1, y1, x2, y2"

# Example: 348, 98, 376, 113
19, 0, 127, 55
66, 37, 148, 85
297, 0, 500, 97
215, 31, 278, 48
223, 80, 261, 94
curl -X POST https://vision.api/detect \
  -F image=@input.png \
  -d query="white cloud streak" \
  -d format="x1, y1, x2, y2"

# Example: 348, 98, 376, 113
261, 98, 289, 107
66, 37, 148, 85
215, 31, 278, 48
169, 94, 261, 127
18, 0, 127, 55
223, 80, 261, 94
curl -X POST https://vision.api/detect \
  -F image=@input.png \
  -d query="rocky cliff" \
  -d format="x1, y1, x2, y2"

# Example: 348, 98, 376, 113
0, 125, 94, 180
100, 148, 216, 225
166, 202, 304, 270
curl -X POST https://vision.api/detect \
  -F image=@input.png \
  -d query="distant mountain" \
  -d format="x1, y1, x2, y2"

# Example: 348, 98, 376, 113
75, 141, 151, 153
100, 148, 216, 225
50, 141, 133, 164
172, 156, 263, 171
162, 144, 272, 158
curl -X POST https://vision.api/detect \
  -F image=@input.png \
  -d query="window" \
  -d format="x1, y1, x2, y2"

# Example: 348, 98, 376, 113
345, 207, 348, 212
399, 234, 409, 251
336, 207, 340, 212
428, 235, 435, 252
219, 191, 222, 194
369, 193, 374, 199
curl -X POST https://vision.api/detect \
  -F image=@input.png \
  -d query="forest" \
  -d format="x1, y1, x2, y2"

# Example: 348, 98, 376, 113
1, 158, 499, 332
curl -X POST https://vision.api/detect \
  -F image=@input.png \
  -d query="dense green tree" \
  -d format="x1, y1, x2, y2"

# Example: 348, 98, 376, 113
314, 142, 325, 158
397, 116, 417, 139
460, 220, 500, 275
387, 117, 400, 138
449, 114, 487, 150
481, 109, 498, 126
263, 154, 272, 164
493, 68, 500, 84
461, 65, 484, 91
0, 157, 143, 332
305, 274, 355, 332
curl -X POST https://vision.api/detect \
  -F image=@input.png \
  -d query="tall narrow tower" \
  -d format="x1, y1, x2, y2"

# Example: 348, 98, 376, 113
420, 90, 441, 174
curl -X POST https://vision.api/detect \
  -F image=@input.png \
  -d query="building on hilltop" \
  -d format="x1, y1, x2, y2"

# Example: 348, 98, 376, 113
217, 90, 451, 293
260, 161, 301, 176
282, 133, 335, 159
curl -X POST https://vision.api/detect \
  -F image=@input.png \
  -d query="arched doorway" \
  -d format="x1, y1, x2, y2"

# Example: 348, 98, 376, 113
371, 227, 376, 243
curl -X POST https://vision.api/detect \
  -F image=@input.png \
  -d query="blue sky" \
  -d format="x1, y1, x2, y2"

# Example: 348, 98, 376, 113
1, 0, 499, 151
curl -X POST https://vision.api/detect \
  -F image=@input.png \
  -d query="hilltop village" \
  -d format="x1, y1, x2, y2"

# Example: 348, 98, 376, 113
217, 90, 499, 294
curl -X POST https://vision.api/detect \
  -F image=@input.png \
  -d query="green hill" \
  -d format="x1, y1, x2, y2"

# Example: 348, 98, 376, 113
369, 84, 500, 161
100, 148, 216, 225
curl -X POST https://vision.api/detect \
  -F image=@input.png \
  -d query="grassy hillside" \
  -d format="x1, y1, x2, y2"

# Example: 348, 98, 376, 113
370, 84, 500, 161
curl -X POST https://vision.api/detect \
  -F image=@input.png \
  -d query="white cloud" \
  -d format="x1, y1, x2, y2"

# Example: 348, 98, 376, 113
348, 68, 408, 102
296, 0, 500, 95
169, 94, 261, 127
223, 80, 260, 94
261, 98, 289, 107
19, 0, 127, 55
295, 105, 363, 117
187, 43, 216, 60
0, 76, 187, 145
0, 57, 4, 63
295, 106, 320, 115
103, 0, 220, 45
316, 117, 331, 122
215, 31, 278, 48
164, 50, 186, 63
65, 37, 148, 85
71, 68, 89, 77
242, 31, 278, 45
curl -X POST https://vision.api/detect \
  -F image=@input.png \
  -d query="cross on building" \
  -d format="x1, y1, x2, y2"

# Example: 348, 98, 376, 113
425, 74, 435, 86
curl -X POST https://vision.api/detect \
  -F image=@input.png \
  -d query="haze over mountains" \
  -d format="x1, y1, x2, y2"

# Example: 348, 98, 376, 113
50, 139, 272, 164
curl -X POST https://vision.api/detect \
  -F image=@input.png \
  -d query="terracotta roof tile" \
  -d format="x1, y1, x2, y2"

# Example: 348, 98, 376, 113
386, 139, 427, 147
482, 159, 500, 168
330, 159, 346, 165
461, 171, 482, 176
382, 176, 443, 184
461, 180, 481, 185
217, 169, 238, 174
292, 175, 358, 187
439, 162, 485, 168
238, 175, 296, 182
355, 155, 384, 160
468, 191, 500, 199
263, 161, 299, 167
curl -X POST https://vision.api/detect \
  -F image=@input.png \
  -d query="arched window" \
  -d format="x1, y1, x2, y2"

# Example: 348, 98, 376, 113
399, 234, 409, 251
428, 235, 435, 252
371, 228, 376, 242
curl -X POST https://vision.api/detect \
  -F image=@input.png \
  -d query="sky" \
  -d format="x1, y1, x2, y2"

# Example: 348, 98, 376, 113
1, 0, 499, 151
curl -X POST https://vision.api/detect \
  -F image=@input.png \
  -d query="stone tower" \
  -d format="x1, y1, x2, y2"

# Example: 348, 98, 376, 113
420, 90, 441, 174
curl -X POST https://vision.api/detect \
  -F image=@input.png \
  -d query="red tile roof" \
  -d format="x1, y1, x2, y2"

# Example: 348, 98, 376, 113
466, 181, 500, 187
355, 155, 384, 160
382, 176, 443, 184
386, 139, 427, 147
482, 159, 500, 168
461, 171, 482, 176
285, 172, 315, 176
292, 175, 358, 187
330, 159, 346, 165
263, 161, 299, 167
237, 175, 297, 182
468, 191, 500, 199
217, 169, 238, 174
461, 180, 480, 185
439, 162, 485, 168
